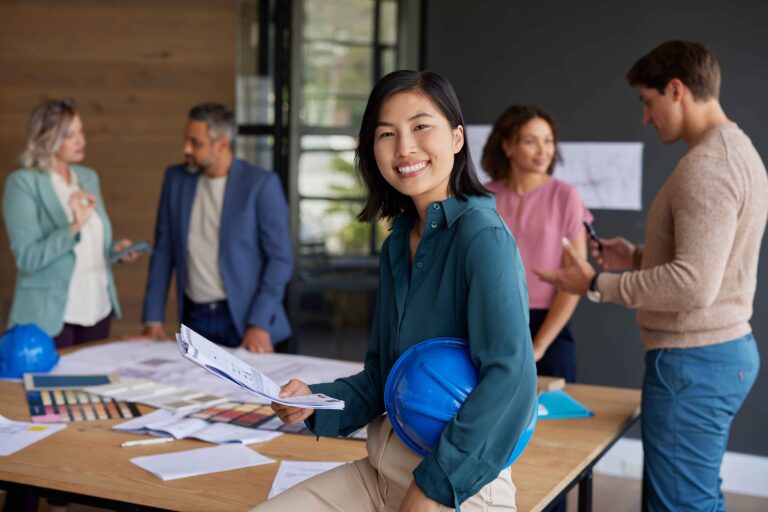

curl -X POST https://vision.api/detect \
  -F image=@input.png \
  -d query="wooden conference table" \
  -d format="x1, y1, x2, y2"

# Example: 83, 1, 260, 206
0, 375, 639, 512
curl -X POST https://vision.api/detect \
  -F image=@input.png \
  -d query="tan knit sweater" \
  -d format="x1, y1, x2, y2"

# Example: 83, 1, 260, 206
599, 123, 768, 350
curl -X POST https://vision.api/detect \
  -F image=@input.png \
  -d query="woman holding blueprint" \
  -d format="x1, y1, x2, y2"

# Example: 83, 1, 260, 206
255, 71, 537, 512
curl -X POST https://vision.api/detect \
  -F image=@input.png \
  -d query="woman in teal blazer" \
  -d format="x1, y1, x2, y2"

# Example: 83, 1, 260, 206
3, 99, 139, 347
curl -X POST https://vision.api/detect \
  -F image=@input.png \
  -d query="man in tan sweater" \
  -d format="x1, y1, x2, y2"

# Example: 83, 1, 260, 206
536, 40, 767, 511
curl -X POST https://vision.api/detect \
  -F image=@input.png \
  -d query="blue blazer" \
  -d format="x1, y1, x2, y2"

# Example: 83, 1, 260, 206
2, 166, 121, 336
142, 159, 293, 344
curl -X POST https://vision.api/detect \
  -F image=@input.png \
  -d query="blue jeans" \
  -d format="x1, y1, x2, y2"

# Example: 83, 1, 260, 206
642, 334, 759, 512
182, 296, 241, 347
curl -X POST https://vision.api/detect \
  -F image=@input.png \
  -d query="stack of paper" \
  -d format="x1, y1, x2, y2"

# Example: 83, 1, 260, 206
83, 379, 227, 412
114, 408, 283, 445
176, 325, 344, 410
130, 444, 274, 481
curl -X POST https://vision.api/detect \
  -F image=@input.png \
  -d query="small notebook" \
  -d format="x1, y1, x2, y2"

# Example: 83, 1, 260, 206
130, 444, 274, 480
537, 390, 594, 419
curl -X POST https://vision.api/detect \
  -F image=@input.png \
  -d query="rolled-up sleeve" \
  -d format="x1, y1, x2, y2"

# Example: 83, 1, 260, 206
413, 227, 538, 508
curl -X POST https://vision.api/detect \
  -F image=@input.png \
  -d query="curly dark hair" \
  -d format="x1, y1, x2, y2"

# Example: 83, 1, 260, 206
356, 70, 488, 222
481, 105, 561, 181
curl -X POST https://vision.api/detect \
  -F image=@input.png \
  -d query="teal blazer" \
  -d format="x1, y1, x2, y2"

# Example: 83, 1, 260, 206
2, 165, 121, 336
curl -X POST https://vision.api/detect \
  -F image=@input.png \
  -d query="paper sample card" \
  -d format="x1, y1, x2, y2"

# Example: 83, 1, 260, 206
268, 461, 346, 499
0, 415, 66, 456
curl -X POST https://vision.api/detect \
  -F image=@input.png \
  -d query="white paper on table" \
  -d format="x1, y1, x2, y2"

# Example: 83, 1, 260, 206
0, 415, 66, 456
268, 460, 346, 499
53, 340, 363, 406
130, 444, 274, 481
113, 408, 187, 433
189, 422, 283, 445
177, 325, 345, 410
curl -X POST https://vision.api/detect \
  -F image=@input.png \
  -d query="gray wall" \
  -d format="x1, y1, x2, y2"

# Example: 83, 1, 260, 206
424, 0, 768, 456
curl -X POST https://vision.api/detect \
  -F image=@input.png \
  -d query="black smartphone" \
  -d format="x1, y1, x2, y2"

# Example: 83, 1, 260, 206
110, 240, 151, 264
582, 220, 603, 253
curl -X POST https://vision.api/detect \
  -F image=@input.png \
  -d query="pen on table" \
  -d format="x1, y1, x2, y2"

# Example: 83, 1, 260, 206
583, 220, 603, 253
121, 437, 176, 447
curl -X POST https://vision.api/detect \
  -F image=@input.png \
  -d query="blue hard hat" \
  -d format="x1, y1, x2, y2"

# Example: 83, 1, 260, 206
0, 324, 60, 379
384, 337, 536, 467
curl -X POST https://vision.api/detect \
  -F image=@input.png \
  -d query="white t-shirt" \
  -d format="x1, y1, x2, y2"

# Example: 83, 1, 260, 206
49, 170, 112, 326
185, 175, 228, 303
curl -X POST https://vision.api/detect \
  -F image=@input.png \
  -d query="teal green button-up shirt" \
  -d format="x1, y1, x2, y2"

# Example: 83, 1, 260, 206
308, 195, 537, 508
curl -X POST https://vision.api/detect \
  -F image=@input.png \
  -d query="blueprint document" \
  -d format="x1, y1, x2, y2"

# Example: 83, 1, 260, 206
176, 325, 344, 410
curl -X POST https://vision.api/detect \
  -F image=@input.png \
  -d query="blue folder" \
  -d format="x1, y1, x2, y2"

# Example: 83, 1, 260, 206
537, 389, 594, 419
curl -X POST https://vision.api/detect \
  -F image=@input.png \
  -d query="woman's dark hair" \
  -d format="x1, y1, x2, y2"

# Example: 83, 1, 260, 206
481, 105, 561, 181
356, 70, 488, 222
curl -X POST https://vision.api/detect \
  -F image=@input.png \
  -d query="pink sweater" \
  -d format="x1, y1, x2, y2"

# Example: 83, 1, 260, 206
487, 178, 592, 309
598, 124, 768, 350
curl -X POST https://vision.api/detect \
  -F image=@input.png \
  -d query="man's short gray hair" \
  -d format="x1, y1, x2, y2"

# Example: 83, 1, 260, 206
188, 102, 236, 145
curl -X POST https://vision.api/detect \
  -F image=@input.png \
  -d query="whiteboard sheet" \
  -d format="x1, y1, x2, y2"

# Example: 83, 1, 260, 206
466, 124, 643, 211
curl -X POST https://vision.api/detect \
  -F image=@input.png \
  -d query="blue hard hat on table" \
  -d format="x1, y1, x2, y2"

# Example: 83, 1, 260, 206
0, 324, 60, 379
384, 337, 536, 467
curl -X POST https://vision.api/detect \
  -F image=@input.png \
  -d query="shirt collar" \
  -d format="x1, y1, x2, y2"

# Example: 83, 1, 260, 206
391, 194, 496, 232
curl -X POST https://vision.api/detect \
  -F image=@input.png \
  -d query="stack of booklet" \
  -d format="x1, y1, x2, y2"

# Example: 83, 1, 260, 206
176, 325, 345, 410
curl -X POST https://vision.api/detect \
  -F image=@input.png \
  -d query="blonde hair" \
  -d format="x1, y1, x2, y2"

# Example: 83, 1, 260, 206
20, 98, 78, 171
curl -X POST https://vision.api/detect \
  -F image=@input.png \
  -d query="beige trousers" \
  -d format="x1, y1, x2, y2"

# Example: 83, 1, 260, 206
252, 415, 516, 512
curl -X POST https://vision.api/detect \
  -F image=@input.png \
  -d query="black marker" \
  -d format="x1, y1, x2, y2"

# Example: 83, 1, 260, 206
583, 220, 603, 254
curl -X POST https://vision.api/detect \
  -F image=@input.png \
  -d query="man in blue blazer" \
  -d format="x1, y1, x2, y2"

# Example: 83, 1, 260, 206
141, 103, 292, 352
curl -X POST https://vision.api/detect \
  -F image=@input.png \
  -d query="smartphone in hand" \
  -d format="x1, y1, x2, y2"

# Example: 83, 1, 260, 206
582, 220, 603, 254
110, 240, 151, 264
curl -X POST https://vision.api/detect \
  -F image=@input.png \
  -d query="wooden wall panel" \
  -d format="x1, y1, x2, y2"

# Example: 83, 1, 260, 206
0, 0, 236, 337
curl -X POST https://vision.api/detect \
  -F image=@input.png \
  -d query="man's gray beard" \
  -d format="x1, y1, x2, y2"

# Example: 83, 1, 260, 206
185, 163, 201, 174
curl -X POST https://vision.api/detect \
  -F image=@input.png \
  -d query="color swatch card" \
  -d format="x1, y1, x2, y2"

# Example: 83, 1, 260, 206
26, 389, 141, 423
537, 390, 594, 420
23, 373, 116, 390
188, 402, 313, 435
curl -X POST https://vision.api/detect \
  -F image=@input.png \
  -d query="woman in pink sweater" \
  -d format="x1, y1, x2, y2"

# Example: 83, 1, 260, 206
481, 105, 591, 382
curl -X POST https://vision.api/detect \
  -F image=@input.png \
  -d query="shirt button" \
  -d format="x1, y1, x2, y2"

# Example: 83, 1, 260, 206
432, 203, 441, 210
430, 221, 438, 229
417, 261, 424, 269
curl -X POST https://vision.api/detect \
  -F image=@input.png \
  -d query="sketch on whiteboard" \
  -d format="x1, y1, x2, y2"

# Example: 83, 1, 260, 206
466, 124, 643, 211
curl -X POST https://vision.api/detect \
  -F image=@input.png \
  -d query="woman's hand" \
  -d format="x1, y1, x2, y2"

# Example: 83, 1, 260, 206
113, 239, 141, 263
591, 236, 636, 271
68, 191, 96, 234
399, 481, 441, 512
271, 379, 315, 424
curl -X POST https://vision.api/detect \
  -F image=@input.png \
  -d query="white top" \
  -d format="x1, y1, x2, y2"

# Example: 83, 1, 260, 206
185, 175, 227, 303
49, 170, 112, 326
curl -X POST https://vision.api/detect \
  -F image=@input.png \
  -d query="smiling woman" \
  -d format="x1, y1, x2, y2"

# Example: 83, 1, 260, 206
254, 70, 538, 512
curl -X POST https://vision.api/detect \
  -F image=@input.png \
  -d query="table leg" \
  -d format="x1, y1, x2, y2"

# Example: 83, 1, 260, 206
578, 468, 593, 512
